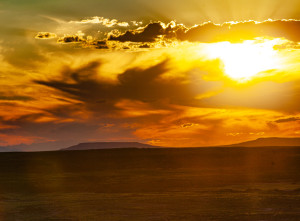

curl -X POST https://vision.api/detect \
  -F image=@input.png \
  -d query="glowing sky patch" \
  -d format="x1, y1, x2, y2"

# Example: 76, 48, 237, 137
204, 39, 283, 81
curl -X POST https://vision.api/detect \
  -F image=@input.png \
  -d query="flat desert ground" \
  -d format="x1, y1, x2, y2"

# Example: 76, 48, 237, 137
0, 147, 300, 220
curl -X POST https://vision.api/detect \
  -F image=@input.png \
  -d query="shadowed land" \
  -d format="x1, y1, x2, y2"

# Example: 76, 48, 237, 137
61, 138, 300, 151
0, 147, 300, 220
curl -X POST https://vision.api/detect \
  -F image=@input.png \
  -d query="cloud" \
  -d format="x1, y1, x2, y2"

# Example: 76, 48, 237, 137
69, 16, 129, 27
36, 19, 300, 51
181, 19, 300, 43
33, 60, 167, 110
46, 19, 300, 50
0, 95, 34, 101
1, 54, 298, 148
35, 32, 57, 39
273, 41, 300, 49
139, 43, 151, 48
108, 19, 300, 44
87, 40, 109, 49
33, 58, 221, 116
57, 35, 85, 43
108, 22, 165, 42
0, 103, 140, 148
0, 133, 40, 146
275, 117, 300, 123
185, 19, 300, 43
57, 31, 85, 43
131, 21, 143, 26
32, 58, 294, 147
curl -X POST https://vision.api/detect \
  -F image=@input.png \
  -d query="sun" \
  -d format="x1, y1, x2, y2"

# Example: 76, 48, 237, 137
205, 39, 282, 81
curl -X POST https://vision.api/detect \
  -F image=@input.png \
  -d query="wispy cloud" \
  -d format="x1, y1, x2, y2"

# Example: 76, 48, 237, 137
69, 16, 130, 27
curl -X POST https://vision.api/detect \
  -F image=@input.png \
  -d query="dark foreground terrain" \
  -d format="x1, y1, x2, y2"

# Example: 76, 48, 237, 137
0, 147, 300, 220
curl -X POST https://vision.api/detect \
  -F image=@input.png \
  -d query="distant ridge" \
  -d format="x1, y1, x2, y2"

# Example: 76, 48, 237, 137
61, 142, 159, 151
227, 137, 300, 147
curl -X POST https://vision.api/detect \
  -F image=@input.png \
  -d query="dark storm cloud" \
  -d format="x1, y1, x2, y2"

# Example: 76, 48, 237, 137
108, 19, 300, 44
34, 60, 167, 107
108, 22, 165, 42
33, 60, 216, 114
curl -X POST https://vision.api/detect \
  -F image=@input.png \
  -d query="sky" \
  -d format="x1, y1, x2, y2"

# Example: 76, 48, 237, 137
0, 0, 300, 150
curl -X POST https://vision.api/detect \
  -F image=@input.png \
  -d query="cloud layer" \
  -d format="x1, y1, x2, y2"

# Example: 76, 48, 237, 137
2, 15, 300, 149
108, 19, 300, 44
36, 19, 300, 51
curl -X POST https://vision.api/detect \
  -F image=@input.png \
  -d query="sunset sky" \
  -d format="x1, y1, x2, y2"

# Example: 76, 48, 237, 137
1, 0, 300, 150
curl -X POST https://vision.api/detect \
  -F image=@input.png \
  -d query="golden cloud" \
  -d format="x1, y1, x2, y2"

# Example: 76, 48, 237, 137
35, 32, 57, 39
108, 19, 300, 44
69, 16, 129, 27
36, 19, 300, 52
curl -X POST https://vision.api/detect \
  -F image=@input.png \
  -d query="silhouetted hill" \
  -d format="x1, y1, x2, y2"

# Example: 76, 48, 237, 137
227, 137, 300, 147
61, 142, 159, 151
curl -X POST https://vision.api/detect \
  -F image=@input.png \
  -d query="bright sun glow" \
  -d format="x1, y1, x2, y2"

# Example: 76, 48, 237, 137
205, 39, 282, 81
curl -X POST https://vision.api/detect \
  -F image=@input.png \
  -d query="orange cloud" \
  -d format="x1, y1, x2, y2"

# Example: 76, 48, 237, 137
21, 53, 297, 147
0, 134, 47, 146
